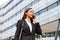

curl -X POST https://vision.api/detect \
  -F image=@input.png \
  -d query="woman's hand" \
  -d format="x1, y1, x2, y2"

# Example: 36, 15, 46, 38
33, 16, 39, 24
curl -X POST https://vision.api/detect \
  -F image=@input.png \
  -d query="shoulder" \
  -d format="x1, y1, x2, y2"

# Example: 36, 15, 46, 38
17, 20, 22, 23
17, 19, 25, 23
16, 20, 22, 27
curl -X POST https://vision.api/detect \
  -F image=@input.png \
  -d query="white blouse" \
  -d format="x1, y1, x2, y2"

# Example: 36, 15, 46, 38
25, 19, 32, 32
25, 19, 39, 32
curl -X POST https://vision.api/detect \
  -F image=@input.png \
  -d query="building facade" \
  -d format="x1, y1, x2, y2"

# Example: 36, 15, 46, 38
0, 0, 60, 40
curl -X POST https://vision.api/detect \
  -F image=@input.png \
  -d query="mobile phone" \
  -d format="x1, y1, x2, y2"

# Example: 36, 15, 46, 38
32, 15, 35, 19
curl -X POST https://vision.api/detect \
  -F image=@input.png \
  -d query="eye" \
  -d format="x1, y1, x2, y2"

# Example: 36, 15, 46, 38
30, 11, 32, 12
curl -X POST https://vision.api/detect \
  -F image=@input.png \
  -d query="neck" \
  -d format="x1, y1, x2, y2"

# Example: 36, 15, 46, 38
26, 17, 31, 23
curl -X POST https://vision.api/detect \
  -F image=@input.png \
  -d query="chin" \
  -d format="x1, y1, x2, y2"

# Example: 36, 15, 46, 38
31, 16, 33, 18
29, 16, 33, 18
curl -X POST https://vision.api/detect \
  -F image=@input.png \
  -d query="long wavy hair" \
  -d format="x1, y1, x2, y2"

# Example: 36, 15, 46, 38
22, 8, 33, 23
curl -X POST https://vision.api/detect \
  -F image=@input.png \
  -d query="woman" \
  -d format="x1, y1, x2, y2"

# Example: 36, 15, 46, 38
14, 8, 42, 40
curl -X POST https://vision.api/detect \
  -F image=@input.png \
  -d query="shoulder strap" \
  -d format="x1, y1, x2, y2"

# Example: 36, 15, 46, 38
19, 20, 24, 40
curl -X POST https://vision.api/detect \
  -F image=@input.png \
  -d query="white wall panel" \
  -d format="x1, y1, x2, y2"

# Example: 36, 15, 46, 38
0, 27, 16, 39
0, 0, 21, 15
0, 0, 11, 8
0, 0, 58, 23
0, 0, 59, 31
0, 0, 34, 23
36, 0, 58, 13
0, 12, 24, 31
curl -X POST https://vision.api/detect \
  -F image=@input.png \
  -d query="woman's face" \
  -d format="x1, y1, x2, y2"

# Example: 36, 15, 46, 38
26, 9, 34, 18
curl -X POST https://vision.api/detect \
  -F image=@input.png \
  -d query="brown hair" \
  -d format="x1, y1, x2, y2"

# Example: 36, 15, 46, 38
22, 8, 33, 23
22, 8, 32, 19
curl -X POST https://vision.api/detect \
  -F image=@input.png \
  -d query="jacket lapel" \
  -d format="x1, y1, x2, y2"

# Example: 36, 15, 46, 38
24, 19, 35, 34
31, 23, 35, 33
24, 20, 31, 32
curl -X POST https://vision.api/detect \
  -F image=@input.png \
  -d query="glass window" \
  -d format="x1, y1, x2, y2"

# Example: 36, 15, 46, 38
20, 0, 24, 2
38, 0, 41, 1
0, 8, 2, 11
48, 2, 57, 10
35, 12, 40, 16
31, 0, 39, 6
39, 8, 47, 14
20, 8, 25, 13
58, 1, 60, 5
26, 4, 32, 9
0, 22, 3, 25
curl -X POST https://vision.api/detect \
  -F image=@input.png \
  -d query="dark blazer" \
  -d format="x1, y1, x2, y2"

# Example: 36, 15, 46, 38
14, 19, 42, 40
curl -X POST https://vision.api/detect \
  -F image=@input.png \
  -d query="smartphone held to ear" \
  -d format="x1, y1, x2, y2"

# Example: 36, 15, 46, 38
32, 15, 35, 19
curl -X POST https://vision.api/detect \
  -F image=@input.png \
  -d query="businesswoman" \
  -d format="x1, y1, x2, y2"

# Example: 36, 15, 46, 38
14, 8, 42, 40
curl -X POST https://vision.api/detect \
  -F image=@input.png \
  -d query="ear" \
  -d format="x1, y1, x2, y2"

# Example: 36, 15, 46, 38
25, 13, 27, 14
25, 13, 28, 16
